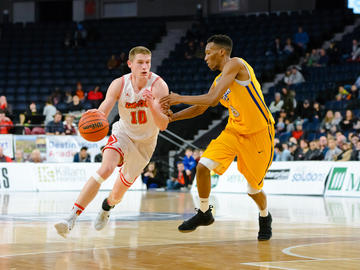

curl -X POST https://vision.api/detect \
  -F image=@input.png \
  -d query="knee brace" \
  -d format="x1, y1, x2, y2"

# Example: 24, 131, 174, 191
247, 183, 261, 195
93, 172, 105, 184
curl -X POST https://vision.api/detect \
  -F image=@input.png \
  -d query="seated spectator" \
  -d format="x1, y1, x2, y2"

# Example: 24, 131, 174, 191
348, 39, 360, 62
107, 54, 119, 70
291, 139, 307, 160
75, 82, 85, 101
332, 111, 343, 127
350, 140, 360, 160
320, 110, 334, 132
276, 116, 286, 134
51, 87, 63, 106
288, 66, 305, 86
304, 140, 324, 160
0, 109, 13, 134
305, 49, 320, 67
63, 114, 77, 135
283, 38, 294, 55
335, 142, 353, 161
318, 136, 329, 156
20, 102, 44, 129
166, 161, 189, 190
266, 37, 283, 56
284, 117, 295, 133
195, 41, 206, 59
313, 49, 329, 67
73, 146, 91, 162
43, 98, 57, 125
27, 148, 43, 163
274, 143, 292, 161
337, 85, 350, 100
339, 110, 356, 133
87, 86, 104, 108
94, 146, 105, 162
184, 40, 196, 59
0, 146, 12, 162
292, 120, 304, 140
269, 92, 283, 115
296, 99, 313, 122
294, 26, 309, 52
13, 149, 25, 162
324, 138, 342, 161
64, 90, 73, 105
281, 87, 296, 117
67, 95, 85, 120
0, 95, 12, 117
313, 101, 324, 120
141, 161, 162, 189
347, 85, 360, 109
45, 111, 65, 135
183, 148, 196, 185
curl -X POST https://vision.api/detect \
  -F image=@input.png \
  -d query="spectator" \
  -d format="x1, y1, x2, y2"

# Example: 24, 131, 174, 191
284, 117, 295, 133
45, 111, 65, 135
141, 161, 162, 189
118, 52, 130, 75
347, 85, 360, 109
306, 49, 320, 67
274, 143, 292, 161
51, 87, 63, 106
304, 140, 324, 160
27, 149, 43, 163
296, 99, 313, 122
0, 146, 12, 162
73, 146, 91, 162
294, 26, 309, 52
288, 66, 305, 86
283, 37, 294, 55
67, 95, 85, 120
332, 111, 343, 127
63, 114, 77, 135
75, 82, 85, 101
166, 161, 189, 190
318, 136, 329, 156
43, 98, 57, 125
281, 87, 296, 117
20, 102, 43, 129
292, 120, 304, 140
184, 40, 196, 59
13, 149, 25, 162
335, 142, 353, 161
321, 110, 334, 132
269, 92, 284, 114
0, 109, 13, 134
337, 85, 350, 100
350, 140, 360, 160
324, 138, 342, 161
266, 37, 283, 56
348, 39, 360, 61
0, 95, 12, 116
94, 146, 105, 162
87, 86, 104, 108
195, 41, 206, 59
339, 110, 356, 133
64, 90, 73, 105
313, 49, 329, 67
312, 101, 324, 120
291, 139, 306, 160
182, 148, 196, 184
107, 54, 119, 70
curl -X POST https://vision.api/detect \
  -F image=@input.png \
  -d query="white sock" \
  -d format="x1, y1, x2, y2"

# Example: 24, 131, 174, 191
199, 198, 209, 213
260, 208, 268, 217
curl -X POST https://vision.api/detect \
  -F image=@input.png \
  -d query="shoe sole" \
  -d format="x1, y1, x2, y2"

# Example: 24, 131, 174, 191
54, 222, 69, 238
178, 219, 215, 233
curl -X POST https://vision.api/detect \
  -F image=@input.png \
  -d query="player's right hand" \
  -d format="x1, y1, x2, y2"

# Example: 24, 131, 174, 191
84, 109, 105, 116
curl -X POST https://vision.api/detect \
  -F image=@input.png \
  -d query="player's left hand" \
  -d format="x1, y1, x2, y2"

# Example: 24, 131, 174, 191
160, 92, 181, 107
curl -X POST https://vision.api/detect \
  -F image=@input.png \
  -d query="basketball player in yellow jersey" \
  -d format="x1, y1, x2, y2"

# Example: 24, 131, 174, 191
161, 34, 275, 240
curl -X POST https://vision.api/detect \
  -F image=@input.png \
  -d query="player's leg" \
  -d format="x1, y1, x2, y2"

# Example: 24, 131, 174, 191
54, 149, 122, 238
178, 131, 235, 232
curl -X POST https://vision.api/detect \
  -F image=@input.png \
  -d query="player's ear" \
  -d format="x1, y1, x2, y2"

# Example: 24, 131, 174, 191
127, 60, 132, 68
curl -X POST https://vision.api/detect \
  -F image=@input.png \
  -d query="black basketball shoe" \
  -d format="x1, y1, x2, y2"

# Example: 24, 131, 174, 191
178, 206, 215, 232
258, 212, 272, 241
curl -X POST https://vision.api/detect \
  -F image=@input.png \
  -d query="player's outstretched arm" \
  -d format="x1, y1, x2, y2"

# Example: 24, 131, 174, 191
169, 105, 209, 123
160, 59, 240, 107
143, 79, 169, 131
97, 78, 123, 117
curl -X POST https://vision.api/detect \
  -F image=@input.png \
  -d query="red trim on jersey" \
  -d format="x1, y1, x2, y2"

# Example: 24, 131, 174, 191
74, 203, 84, 210
118, 76, 125, 99
150, 76, 161, 92
103, 135, 124, 167
119, 170, 132, 187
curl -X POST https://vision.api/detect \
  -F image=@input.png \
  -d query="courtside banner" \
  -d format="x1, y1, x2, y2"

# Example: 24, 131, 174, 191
0, 135, 14, 159
46, 135, 108, 162
325, 162, 360, 197
0, 163, 145, 191
191, 162, 330, 195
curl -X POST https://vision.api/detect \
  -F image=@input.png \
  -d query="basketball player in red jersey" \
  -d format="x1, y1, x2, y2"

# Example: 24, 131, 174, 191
55, 46, 169, 238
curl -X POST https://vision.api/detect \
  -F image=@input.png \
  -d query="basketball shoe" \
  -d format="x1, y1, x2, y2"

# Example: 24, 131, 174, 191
258, 212, 272, 241
178, 206, 214, 232
94, 209, 110, 231
54, 214, 78, 238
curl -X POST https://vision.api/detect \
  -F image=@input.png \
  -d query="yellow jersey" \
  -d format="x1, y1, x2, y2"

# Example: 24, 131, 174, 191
214, 58, 275, 134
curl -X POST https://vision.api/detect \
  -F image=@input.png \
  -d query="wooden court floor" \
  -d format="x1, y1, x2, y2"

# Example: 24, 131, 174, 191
0, 191, 359, 270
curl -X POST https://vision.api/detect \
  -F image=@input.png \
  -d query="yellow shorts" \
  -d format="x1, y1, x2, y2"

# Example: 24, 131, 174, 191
201, 124, 274, 190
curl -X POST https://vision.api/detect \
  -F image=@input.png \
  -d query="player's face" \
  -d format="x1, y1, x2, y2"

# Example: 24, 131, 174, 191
204, 42, 222, 71
128, 54, 151, 78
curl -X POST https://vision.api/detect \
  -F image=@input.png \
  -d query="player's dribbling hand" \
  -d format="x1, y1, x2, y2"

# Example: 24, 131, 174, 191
160, 92, 181, 106
85, 109, 105, 116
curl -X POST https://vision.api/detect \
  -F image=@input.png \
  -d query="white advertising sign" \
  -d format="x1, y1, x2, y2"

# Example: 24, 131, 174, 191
0, 135, 14, 158
325, 162, 360, 197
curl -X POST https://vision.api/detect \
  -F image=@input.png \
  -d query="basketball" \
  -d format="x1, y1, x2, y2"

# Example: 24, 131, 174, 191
78, 111, 109, 142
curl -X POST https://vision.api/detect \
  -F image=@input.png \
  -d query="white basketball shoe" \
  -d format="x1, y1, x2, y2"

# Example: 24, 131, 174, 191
94, 209, 110, 231
54, 214, 78, 238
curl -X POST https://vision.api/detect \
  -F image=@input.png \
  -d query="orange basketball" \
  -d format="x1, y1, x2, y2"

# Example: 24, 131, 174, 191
78, 111, 109, 142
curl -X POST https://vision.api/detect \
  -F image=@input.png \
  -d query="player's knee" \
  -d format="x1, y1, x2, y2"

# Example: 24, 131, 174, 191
97, 164, 115, 180
247, 183, 261, 195
196, 163, 210, 176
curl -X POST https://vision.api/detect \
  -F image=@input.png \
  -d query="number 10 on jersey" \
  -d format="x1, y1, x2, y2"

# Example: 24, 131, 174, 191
130, 110, 147, 124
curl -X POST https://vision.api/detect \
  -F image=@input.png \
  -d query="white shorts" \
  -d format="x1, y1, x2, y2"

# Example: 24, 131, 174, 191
103, 123, 157, 187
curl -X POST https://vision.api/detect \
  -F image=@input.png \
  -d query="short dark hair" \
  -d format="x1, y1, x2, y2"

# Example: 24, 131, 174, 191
81, 146, 88, 151
207, 34, 233, 54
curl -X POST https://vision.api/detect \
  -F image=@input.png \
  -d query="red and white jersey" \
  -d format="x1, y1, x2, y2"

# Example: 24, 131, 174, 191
116, 72, 161, 141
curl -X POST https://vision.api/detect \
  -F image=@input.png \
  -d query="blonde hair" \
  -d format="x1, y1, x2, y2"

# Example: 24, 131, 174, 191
128, 46, 151, 61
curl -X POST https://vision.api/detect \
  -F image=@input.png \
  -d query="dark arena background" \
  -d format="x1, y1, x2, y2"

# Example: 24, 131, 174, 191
0, 0, 360, 269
